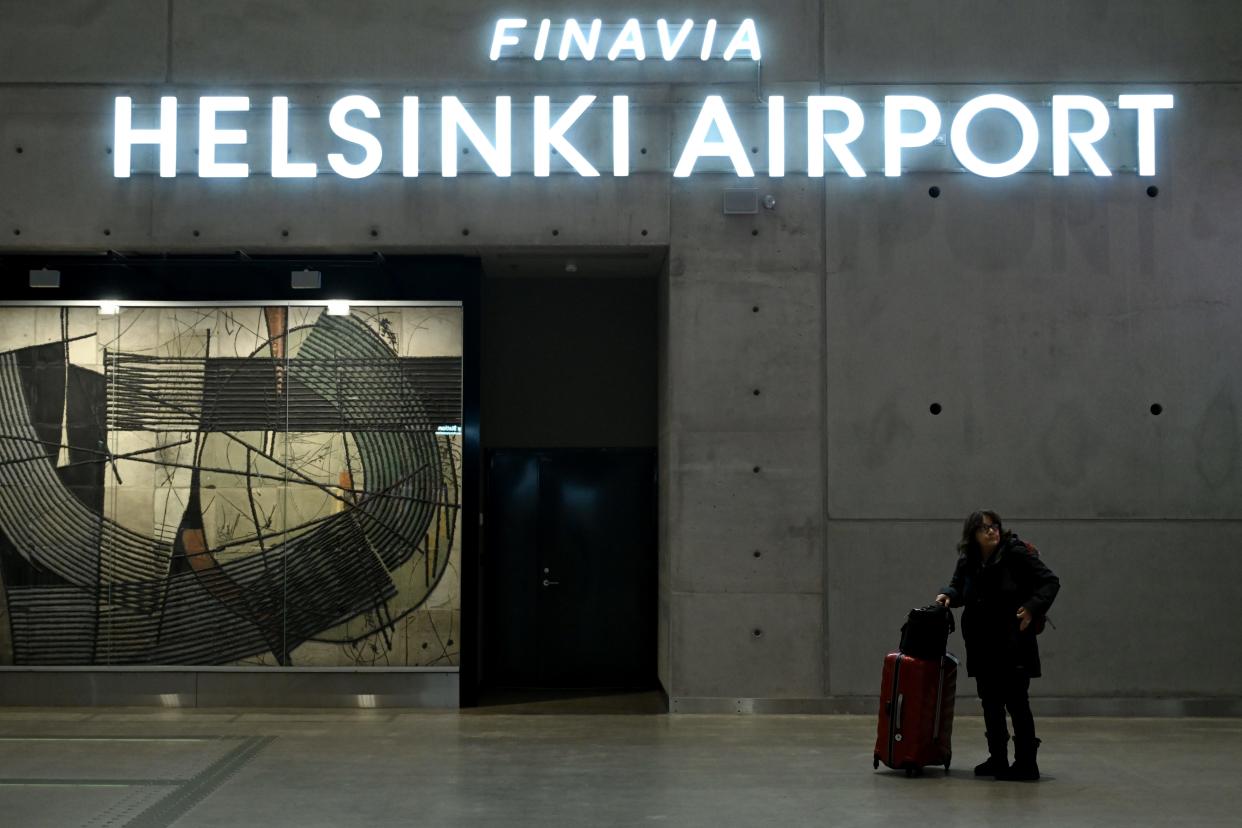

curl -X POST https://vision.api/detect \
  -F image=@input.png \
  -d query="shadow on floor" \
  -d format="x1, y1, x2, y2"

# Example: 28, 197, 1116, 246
469, 688, 667, 715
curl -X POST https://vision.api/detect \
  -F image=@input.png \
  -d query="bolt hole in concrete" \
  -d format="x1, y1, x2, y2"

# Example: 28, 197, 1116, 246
929, 186, 941, 198
930, 403, 943, 415
751, 229, 759, 236
1147, 185, 1160, 197
753, 550, 762, 558
1151, 403, 1163, 415
751, 146, 759, 154
753, 389, 760, 396
641, 229, 648, 236
105, 146, 112, 155
462, 228, 470, 236
752, 629, 763, 638
752, 305, 759, 313
552, 229, 559, 236
370, 229, 379, 237
12, 229, 19, 236
193, 230, 201, 237
281, 230, 289, 237
103, 229, 111, 236
15, 146, 22, 154
640, 147, 647, 154
752, 466, 761, 473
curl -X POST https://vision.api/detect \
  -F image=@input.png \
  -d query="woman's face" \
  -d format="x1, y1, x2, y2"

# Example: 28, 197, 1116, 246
976, 516, 1001, 555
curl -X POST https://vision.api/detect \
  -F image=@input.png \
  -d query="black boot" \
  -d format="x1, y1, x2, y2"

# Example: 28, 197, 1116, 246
973, 733, 1009, 777
1004, 737, 1041, 781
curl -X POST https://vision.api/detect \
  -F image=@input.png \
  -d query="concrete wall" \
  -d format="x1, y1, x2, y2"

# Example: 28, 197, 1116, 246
1, 1, 1240, 706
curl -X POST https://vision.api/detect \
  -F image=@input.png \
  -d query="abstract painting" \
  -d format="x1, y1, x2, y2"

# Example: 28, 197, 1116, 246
0, 305, 462, 667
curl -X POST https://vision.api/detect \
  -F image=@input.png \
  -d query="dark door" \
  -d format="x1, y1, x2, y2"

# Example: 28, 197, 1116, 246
485, 449, 656, 688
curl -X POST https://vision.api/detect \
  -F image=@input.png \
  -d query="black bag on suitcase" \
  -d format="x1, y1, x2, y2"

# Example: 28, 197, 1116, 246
899, 605, 955, 662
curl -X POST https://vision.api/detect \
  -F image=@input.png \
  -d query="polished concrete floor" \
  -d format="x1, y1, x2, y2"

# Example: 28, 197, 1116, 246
1, 700, 1238, 827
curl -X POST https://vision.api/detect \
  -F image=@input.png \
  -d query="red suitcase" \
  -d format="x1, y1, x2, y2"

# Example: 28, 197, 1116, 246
873, 651, 958, 776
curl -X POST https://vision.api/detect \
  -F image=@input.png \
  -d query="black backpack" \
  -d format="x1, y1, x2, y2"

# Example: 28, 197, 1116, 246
1016, 539, 1053, 635
899, 604, 955, 661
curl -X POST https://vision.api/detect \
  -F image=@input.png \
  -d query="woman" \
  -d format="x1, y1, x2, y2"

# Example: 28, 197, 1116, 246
935, 510, 1060, 781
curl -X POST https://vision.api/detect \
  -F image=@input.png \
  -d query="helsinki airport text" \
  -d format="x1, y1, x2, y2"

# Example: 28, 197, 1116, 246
113, 93, 1174, 180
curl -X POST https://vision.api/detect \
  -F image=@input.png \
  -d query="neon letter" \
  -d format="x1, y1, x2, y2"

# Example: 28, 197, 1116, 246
673, 96, 753, 178
884, 96, 942, 177
608, 18, 646, 60
808, 96, 866, 178
327, 95, 382, 179
656, 19, 694, 60
114, 96, 177, 178
950, 94, 1038, 178
560, 18, 602, 60
199, 96, 250, 178
723, 19, 761, 61
534, 19, 551, 60
403, 96, 419, 177
534, 96, 599, 177
1052, 95, 1111, 177
490, 19, 526, 60
271, 97, 316, 178
613, 96, 630, 177
441, 96, 512, 177
700, 19, 717, 61
1118, 94, 1174, 176
768, 96, 785, 177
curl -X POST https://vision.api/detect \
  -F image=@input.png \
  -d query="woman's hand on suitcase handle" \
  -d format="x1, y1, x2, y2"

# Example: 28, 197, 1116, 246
935, 593, 951, 608
1016, 606, 1032, 631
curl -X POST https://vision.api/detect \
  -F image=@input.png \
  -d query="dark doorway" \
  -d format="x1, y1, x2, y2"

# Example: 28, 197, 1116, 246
484, 448, 656, 689
477, 253, 661, 704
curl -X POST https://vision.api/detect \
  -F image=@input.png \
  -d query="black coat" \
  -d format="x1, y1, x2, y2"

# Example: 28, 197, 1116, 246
941, 534, 1061, 678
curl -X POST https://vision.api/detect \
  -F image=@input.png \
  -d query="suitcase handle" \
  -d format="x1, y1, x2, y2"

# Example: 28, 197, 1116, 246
895, 693, 904, 734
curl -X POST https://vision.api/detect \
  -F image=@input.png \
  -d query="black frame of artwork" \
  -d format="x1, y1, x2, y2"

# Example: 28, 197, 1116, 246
0, 253, 482, 706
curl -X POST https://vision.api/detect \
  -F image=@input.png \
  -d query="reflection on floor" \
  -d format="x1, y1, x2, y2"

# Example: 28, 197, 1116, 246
0, 707, 1239, 827
472, 688, 667, 715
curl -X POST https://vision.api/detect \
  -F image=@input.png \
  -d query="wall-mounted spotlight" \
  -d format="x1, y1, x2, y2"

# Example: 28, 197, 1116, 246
291, 269, 322, 289
98, 302, 121, 316
723, 187, 758, 214
28, 268, 60, 289
326, 301, 350, 316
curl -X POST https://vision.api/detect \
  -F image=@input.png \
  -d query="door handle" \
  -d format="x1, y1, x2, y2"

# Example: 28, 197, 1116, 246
542, 579, 560, 587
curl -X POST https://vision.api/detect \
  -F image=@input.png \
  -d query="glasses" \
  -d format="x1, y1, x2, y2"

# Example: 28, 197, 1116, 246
978, 524, 1000, 534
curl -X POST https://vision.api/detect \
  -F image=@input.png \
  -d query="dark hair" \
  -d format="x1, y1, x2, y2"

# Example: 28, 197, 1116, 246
957, 510, 1012, 558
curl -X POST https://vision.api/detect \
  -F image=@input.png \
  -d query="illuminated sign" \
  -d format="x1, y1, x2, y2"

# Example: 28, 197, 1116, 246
112, 17, 1175, 180
488, 18, 761, 61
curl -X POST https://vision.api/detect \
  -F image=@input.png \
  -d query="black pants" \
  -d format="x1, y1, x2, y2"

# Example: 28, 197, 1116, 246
976, 671, 1035, 745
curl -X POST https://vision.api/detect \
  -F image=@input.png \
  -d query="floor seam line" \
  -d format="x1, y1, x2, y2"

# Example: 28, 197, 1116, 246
123, 735, 275, 828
